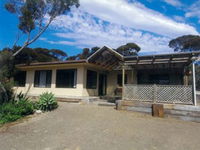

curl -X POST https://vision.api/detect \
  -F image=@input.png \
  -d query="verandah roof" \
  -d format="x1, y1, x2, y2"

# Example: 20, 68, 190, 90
121, 51, 200, 70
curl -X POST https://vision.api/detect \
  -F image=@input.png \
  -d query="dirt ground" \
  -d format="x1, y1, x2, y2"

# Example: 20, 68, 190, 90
0, 102, 200, 150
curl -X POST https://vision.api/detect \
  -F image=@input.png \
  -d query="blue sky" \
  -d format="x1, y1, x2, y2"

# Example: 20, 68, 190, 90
0, 0, 200, 56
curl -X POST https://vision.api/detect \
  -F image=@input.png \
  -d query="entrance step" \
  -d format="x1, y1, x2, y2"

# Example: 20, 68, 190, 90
98, 101, 116, 107
100, 96, 121, 103
57, 98, 81, 103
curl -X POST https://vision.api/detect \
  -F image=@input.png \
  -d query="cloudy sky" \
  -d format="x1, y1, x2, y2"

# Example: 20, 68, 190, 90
0, 0, 200, 56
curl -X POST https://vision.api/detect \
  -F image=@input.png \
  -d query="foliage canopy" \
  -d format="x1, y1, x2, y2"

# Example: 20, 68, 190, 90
169, 35, 200, 52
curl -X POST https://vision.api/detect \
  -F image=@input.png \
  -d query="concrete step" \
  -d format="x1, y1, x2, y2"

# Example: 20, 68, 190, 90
98, 102, 116, 107
57, 98, 81, 103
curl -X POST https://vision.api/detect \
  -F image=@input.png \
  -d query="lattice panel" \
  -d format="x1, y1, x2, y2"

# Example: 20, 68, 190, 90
123, 84, 154, 102
156, 85, 193, 104
123, 84, 193, 105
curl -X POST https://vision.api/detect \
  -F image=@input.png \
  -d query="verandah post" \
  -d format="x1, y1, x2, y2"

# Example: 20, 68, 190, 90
192, 63, 197, 106
122, 65, 125, 100
153, 84, 157, 103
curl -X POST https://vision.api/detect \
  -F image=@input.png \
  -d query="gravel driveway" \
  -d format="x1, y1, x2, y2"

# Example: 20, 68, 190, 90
0, 102, 200, 150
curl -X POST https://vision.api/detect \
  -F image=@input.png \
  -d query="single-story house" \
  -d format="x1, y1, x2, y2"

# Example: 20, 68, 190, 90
14, 46, 200, 104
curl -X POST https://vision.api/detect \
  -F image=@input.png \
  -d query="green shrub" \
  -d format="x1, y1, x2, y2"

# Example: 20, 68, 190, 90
38, 92, 58, 111
32, 101, 39, 110
0, 93, 34, 124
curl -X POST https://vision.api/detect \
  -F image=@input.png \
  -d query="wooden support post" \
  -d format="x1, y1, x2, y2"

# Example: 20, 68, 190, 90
153, 84, 157, 104
122, 66, 125, 100
122, 66, 125, 87
131, 68, 134, 84
183, 67, 189, 86
192, 63, 197, 106
183, 75, 189, 85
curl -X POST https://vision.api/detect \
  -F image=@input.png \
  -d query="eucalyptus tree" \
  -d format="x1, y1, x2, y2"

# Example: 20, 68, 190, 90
116, 43, 141, 56
5, 0, 79, 56
1, 0, 79, 102
169, 35, 200, 52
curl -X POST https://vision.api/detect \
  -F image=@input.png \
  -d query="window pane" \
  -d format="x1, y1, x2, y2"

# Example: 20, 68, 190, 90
86, 70, 97, 89
14, 71, 26, 87
34, 70, 52, 87
56, 69, 77, 88
46, 70, 52, 87
39, 71, 47, 87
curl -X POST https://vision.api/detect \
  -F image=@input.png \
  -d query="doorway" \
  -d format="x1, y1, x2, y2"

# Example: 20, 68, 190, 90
98, 74, 107, 96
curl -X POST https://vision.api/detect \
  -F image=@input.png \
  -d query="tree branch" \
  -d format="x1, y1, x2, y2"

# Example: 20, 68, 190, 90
12, 30, 24, 49
12, 17, 54, 57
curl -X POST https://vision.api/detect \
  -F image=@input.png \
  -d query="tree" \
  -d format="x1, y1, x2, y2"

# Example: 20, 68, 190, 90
169, 35, 200, 52
11, 46, 67, 64
116, 43, 140, 56
2, 46, 67, 65
66, 44, 141, 60
66, 47, 100, 60
78, 48, 90, 59
91, 46, 100, 54
0, 51, 14, 103
66, 56, 78, 60
5, 0, 79, 56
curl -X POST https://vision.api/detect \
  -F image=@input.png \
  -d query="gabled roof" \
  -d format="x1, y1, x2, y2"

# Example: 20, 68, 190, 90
87, 46, 123, 61
86, 46, 124, 70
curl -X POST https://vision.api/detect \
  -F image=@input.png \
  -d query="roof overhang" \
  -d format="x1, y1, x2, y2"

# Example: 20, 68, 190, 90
16, 60, 87, 69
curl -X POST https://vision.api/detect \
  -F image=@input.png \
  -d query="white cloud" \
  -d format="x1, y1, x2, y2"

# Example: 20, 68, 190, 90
46, 8, 171, 53
185, 1, 200, 23
43, 0, 199, 54
163, 0, 182, 7
80, 0, 198, 37
173, 15, 185, 22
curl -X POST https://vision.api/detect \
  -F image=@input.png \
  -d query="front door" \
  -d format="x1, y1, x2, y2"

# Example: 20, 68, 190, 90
98, 74, 107, 96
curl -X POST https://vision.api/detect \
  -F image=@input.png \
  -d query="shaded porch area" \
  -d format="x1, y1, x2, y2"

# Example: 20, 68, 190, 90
119, 51, 200, 105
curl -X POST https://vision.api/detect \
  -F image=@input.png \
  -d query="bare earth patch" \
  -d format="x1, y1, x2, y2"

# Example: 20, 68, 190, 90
0, 102, 200, 150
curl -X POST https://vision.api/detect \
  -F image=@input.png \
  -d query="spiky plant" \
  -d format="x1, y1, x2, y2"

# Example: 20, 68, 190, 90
38, 92, 58, 111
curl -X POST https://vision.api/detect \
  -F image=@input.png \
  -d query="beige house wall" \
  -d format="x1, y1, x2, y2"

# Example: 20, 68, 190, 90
14, 65, 85, 98
14, 64, 137, 98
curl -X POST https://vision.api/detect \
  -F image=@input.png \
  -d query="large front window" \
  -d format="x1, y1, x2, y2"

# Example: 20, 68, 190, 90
56, 69, 77, 88
34, 70, 52, 88
86, 70, 97, 89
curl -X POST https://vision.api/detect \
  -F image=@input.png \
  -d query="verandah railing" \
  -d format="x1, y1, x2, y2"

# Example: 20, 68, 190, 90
123, 84, 193, 105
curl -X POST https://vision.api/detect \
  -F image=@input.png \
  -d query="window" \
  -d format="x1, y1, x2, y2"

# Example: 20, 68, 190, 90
14, 71, 26, 87
117, 74, 127, 86
86, 70, 97, 89
34, 70, 52, 88
56, 69, 77, 88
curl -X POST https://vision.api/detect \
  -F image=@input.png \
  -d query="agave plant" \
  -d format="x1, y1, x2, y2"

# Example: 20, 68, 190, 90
38, 92, 58, 111
15, 92, 29, 101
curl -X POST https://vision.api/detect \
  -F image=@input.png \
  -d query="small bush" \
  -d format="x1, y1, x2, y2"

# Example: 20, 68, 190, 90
32, 101, 39, 110
38, 92, 58, 111
0, 93, 34, 124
